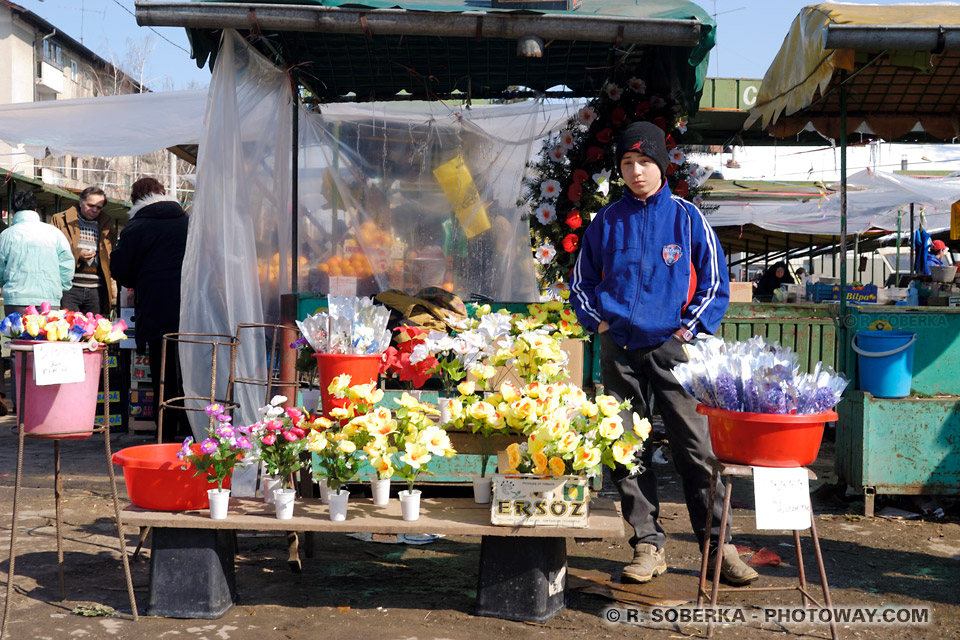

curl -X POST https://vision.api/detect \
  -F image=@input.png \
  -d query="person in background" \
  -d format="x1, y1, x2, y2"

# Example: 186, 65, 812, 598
928, 240, 949, 268
754, 262, 795, 302
0, 189, 76, 415
110, 178, 191, 442
795, 267, 809, 282
51, 186, 118, 317
570, 122, 756, 587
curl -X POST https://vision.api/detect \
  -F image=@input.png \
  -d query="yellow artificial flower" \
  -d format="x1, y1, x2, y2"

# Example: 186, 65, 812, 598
544, 300, 563, 312
572, 445, 601, 471
419, 425, 453, 456
548, 456, 566, 477
310, 416, 334, 431
400, 442, 432, 469
510, 397, 538, 421
444, 396, 464, 422
579, 401, 598, 419
612, 440, 637, 465
499, 382, 521, 403
329, 407, 351, 421
370, 455, 394, 478
633, 414, 652, 440
596, 395, 621, 418
469, 400, 497, 423
506, 442, 522, 470
457, 380, 476, 396
557, 430, 580, 453
598, 416, 625, 440
540, 362, 562, 379
304, 430, 328, 452
532, 450, 549, 475
328, 373, 352, 398
395, 393, 420, 409
474, 304, 492, 317
92, 318, 112, 342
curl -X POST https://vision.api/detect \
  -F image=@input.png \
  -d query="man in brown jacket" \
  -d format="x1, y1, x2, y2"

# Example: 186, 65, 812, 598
51, 186, 118, 316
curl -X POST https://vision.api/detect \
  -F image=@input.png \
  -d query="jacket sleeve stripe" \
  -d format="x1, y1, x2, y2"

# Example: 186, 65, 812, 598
571, 210, 604, 326
678, 197, 722, 332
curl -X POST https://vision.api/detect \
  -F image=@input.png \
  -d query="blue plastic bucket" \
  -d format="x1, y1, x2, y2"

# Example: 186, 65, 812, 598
851, 330, 916, 398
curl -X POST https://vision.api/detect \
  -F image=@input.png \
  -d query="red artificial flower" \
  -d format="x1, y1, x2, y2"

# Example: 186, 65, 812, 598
665, 134, 677, 150
261, 433, 277, 446
595, 128, 612, 144
566, 210, 582, 229
652, 116, 667, 131
562, 233, 579, 253
675, 179, 690, 198
572, 168, 589, 185
635, 101, 650, 118
611, 107, 626, 125
666, 163, 678, 176
585, 146, 604, 163
567, 183, 582, 202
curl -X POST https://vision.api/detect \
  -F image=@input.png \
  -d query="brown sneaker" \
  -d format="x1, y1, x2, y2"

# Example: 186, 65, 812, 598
621, 543, 667, 584
707, 544, 759, 585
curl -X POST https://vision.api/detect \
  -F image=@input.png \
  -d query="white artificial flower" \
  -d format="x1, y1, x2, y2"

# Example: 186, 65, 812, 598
651, 96, 666, 109
535, 241, 557, 265
627, 77, 646, 93
545, 282, 569, 301
409, 342, 430, 365
593, 169, 612, 197
549, 146, 566, 162
478, 313, 514, 341
270, 395, 288, 406
558, 130, 575, 150
577, 106, 597, 127
676, 120, 688, 134
693, 195, 704, 207
604, 83, 622, 100
669, 148, 686, 166
540, 179, 561, 200
535, 203, 557, 225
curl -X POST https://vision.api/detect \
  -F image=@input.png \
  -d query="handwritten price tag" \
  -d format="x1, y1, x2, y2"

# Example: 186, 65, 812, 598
752, 466, 811, 530
32, 343, 86, 386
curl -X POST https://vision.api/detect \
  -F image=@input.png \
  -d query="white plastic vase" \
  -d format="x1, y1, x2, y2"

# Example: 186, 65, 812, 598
207, 488, 230, 520
262, 475, 282, 504
472, 476, 492, 504
274, 488, 296, 520
438, 396, 451, 424
370, 476, 391, 506
328, 489, 350, 521
399, 489, 422, 521
317, 477, 331, 504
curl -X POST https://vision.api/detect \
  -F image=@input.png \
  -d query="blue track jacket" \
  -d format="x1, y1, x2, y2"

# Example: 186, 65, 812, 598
570, 183, 729, 350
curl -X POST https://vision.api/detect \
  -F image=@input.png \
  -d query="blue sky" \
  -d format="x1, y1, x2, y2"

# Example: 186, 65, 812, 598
22, 0, 929, 91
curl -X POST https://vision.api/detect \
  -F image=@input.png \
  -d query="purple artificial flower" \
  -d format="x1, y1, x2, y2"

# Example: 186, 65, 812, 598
290, 336, 308, 349
216, 425, 236, 439
200, 438, 219, 454
235, 436, 253, 450
715, 372, 740, 411
176, 436, 194, 460
216, 413, 232, 423
205, 404, 224, 416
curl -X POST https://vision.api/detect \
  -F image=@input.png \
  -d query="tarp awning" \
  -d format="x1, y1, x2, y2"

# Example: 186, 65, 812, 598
746, 2, 960, 140
137, 0, 715, 107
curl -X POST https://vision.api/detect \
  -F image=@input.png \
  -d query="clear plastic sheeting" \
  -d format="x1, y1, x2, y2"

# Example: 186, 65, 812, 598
296, 99, 574, 303
180, 30, 292, 441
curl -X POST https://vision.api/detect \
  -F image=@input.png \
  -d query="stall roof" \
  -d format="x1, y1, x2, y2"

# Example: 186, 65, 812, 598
1, 168, 129, 224
136, 0, 715, 107
746, 2, 960, 141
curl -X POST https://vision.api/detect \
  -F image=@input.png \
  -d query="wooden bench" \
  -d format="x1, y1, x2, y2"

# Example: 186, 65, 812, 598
122, 496, 624, 623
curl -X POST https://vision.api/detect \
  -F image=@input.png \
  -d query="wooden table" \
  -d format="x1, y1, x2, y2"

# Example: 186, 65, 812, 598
123, 496, 624, 623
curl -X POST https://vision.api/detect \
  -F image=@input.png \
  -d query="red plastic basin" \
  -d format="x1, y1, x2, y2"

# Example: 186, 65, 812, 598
697, 405, 838, 467
112, 443, 231, 511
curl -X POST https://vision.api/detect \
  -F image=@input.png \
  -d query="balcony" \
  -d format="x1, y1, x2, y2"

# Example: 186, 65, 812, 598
37, 61, 63, 95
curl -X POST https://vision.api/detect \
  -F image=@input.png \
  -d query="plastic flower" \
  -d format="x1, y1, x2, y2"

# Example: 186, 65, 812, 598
604, 83, 622, 100
506, 442, 523, 470
598, 416, 625, 440
572, 444, 601, 471
669, 148, 686, 166
562, 234, 579, 253
200, 438, 218, 454
628, 76, 646, 93
577, 106, 597, 127
535, 202, 557, 225
572, 168, 589, 185
651, 96, 666, 109
676, 119, 688, 134
534, 241, 557, 265
540, 179, 561, 200
548, 456, 566, 477
328, 374, 351, 398
558, 130, 575, 150
400, 441, 432, 469
565, 211, 582, 229
633, 415, 653, 440
593, 168, 612, 197
549, 146, 566, 162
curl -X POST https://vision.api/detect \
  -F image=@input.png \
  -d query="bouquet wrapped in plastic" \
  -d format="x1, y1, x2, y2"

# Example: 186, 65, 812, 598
672, 336, 848, 415
296, 296, 392, 356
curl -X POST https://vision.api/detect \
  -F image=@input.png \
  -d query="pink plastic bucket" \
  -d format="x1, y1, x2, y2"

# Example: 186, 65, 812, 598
13, 343, 103, 439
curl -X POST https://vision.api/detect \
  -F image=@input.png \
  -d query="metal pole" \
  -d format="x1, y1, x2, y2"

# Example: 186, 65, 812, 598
291, 76, 300, 293
895, 210, 902, 285
839, 71, 849, 371
909, 202, 915, 274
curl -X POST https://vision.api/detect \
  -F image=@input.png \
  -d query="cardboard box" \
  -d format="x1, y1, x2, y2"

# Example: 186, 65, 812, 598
729, 281, 753, 303
490, 474, 590, 528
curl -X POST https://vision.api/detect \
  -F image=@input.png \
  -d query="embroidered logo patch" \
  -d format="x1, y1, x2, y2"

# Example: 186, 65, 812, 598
662, 244, 682, 266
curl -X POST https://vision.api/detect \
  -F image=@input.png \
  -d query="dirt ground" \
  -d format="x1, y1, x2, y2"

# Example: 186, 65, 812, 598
1, 417, 958, 640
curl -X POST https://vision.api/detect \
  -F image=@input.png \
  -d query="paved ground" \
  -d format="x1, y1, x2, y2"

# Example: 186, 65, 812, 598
0, 418, 958, 640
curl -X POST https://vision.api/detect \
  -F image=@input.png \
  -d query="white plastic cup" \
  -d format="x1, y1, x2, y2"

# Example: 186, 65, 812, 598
472, 476, 492, 504
317, 477, 331, 505
399, 489, 422, 521
370, 476, 391, 506
274, 488, 296, 520
328, 489, 350, 521
207, 488, 230, 520
262, 476, 282, 504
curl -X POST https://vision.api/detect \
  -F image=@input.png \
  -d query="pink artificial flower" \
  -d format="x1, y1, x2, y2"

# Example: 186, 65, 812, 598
282, 430, 298, 442
40, 302, 51, 314
261, 433, 277, 446
285, 407, 303, 421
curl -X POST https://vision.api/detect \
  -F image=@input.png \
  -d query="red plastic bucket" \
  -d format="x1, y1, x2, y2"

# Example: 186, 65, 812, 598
697, 405, 838, 467
112, 443, 231, 511
13, 343, 103, 439
312, 352, 382, 416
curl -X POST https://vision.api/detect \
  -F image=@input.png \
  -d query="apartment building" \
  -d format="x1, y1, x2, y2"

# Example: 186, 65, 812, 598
0, 0, 165, 201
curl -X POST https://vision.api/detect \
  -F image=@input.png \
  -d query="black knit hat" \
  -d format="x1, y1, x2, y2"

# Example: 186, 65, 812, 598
615, 121, 669, 178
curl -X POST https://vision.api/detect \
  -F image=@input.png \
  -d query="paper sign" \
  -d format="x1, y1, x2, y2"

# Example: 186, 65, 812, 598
32, 342, 85, 386
752, 466, 811, 530
328, 276, 357, 297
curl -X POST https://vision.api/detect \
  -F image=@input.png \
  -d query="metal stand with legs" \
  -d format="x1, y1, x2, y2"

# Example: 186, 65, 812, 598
1, 343, 138, 639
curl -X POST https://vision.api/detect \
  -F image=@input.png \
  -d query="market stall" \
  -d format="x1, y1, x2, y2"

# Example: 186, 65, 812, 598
747, 3, 960, 513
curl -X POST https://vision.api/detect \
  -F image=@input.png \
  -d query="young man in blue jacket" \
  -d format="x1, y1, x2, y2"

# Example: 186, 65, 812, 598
570, 122, 757, 586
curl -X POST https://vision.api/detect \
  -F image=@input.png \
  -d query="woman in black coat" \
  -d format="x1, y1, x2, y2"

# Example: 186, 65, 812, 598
754, 262, 795, 302
111, 177, 191, 442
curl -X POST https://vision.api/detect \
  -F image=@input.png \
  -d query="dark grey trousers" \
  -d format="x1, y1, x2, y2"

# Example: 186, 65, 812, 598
598, 332, 729, 552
